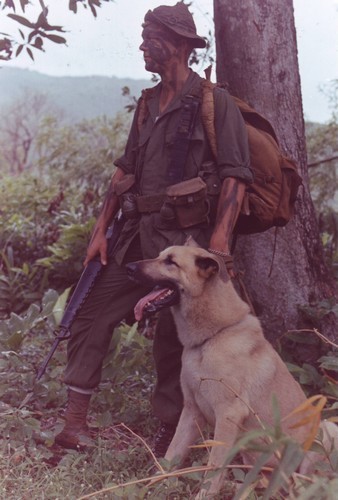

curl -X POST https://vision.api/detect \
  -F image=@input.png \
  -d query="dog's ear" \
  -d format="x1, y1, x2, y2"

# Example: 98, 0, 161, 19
195, 256, 219, 279
184, 236, 200, 248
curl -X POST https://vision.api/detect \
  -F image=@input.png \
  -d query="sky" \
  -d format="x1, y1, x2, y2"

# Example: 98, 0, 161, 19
1, 0, 338, 123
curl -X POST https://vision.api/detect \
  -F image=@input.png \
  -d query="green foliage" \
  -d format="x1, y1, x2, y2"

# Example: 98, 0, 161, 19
0, 289, 337, 499
306, 80, 338, 269
0, 75, 337, 500
0, 112, 130, 315
277, 330, 338, 409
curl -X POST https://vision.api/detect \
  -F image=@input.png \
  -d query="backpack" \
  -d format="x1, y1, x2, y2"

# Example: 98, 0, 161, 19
201, 77, 302, 234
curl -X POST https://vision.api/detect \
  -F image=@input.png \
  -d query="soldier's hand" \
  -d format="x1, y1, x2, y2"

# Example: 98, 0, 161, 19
83, 231, 108, 267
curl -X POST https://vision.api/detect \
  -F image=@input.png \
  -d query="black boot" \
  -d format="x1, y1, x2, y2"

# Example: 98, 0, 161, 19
54, 389, 93, 449
153, 422, 177, 458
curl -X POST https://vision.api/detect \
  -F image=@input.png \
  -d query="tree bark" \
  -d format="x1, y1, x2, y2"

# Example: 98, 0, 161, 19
213, 0, 337, 342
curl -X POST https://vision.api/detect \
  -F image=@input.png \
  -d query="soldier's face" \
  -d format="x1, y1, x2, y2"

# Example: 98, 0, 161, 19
140, 25, 178, 73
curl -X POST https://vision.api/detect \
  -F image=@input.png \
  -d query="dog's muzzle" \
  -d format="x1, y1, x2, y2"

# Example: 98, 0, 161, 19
126, 261, 179, 320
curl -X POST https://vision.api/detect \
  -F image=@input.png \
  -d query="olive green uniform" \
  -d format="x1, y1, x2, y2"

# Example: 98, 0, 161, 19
64, 70, 252, 425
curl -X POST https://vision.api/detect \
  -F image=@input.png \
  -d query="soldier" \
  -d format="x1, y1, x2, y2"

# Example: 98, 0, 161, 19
55, 2, 252, 455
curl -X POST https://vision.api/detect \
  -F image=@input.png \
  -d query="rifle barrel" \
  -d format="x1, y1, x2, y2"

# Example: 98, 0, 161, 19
36, 212, 125, 381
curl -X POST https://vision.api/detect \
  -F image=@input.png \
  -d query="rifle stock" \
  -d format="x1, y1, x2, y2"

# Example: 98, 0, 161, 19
36, 211, 125, 381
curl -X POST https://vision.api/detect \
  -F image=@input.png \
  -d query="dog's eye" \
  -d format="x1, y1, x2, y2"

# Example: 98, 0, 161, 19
164, 255, 178, 267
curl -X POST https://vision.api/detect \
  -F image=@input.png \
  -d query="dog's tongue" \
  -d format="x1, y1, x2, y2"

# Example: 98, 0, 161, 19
134, 287, 170, 321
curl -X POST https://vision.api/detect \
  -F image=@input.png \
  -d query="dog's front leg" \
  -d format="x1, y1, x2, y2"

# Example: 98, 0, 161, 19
165, 404, 206, 465
196, 403, 246, 499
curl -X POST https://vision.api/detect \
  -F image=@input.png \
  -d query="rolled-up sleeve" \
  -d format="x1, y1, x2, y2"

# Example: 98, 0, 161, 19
214, 87, 253, 184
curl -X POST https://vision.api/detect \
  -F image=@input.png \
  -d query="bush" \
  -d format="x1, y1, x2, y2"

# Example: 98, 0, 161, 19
0, 113, 131, 316
0, 293, 337, 499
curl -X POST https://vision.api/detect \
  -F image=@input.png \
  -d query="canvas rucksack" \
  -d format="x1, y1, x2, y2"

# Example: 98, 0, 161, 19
136, 76, 302, 235
200, 77, 303, 234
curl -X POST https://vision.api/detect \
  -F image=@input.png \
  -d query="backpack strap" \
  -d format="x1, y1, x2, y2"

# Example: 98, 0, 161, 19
201, 76, 218, 160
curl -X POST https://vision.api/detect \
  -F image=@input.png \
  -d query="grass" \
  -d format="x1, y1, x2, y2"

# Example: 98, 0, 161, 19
0, 302, 338, 499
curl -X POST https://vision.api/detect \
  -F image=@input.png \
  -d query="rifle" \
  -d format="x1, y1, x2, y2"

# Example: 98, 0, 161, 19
36, 211, 125, 381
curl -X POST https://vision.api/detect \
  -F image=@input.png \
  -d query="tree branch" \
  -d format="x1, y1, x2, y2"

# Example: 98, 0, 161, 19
308, 155, 338, 168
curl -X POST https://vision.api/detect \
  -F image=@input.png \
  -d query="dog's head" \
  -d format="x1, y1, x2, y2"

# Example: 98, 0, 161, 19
126, 238, 228, 320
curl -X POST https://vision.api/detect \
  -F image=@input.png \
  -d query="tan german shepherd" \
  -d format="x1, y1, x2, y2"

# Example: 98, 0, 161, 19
127, 239, 337, 498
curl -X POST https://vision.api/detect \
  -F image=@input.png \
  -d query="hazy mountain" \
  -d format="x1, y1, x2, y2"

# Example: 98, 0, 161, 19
0, 67, 153, 122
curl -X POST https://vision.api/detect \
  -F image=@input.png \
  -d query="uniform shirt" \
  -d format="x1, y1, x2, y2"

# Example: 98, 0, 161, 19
113, 70, 252, 264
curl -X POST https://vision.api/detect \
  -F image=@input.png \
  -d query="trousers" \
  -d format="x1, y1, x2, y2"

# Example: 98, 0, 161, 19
63, 237, 184, 425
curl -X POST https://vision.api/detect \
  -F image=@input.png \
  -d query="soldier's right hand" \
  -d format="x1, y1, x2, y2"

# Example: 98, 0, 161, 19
83, 230, 108, 267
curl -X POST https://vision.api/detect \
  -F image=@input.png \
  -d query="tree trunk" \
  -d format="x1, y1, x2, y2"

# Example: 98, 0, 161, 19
213, 0, 337, 343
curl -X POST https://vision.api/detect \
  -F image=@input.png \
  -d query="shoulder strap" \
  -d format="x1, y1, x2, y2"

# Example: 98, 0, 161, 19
201, 78, 218, 159
200, 69, 280, 157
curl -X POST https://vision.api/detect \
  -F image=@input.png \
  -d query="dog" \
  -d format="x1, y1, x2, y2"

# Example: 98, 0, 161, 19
126, 239, 338, 497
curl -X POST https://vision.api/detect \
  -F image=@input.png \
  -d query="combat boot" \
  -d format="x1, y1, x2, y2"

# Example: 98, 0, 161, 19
54, 389, 93, 449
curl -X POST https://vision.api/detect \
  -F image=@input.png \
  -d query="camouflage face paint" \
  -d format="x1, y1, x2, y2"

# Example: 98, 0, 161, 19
140, 25, 179, 72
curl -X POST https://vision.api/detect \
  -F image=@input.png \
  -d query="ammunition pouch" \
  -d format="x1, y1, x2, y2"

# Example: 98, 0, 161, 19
116, 173, 211, 228
160, 177, 209, 228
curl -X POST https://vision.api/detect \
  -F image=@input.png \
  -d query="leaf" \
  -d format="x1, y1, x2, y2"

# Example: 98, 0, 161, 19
69, 0, 78, 14
20, 0, 30, 11
41, 33, 67, 44
6, 331, 24, 351
284, 395, 327, 420
52, 287, 71, 325
125, 322, 138, 344
283, 395, 327, 450
263, 440, 304, 499
42, 289, 59, 307
271, 394, 282, 438
15, 44, 24, 57
18, 28, 24, 39
26, 46, 34, 60
33, 36, 43, 50
319, 355, 338, 372
27, 29, 39, 43
36, 11, 49, 29
22, 262, 30, 275
233, 450, 276, 500
89, 4, 97, 17
24, 303, 41, 324
7, 13, 35, 29
191, 439, 228, 449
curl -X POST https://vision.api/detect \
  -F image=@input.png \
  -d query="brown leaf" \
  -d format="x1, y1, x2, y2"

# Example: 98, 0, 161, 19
7, 13, 35, 29
26, 46, 34, 60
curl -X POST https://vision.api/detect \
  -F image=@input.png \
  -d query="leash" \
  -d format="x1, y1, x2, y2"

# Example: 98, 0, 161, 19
223, 255, 256, 316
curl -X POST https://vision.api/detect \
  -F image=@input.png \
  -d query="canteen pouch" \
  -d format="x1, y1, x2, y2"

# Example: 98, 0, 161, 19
160, 177, 209, 228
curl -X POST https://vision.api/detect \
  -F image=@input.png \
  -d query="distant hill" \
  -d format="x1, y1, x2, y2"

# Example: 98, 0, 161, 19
0, 67, 153, 122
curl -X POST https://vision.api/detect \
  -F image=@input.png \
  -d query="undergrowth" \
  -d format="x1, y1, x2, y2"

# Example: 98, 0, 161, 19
0, 290, 337, 499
